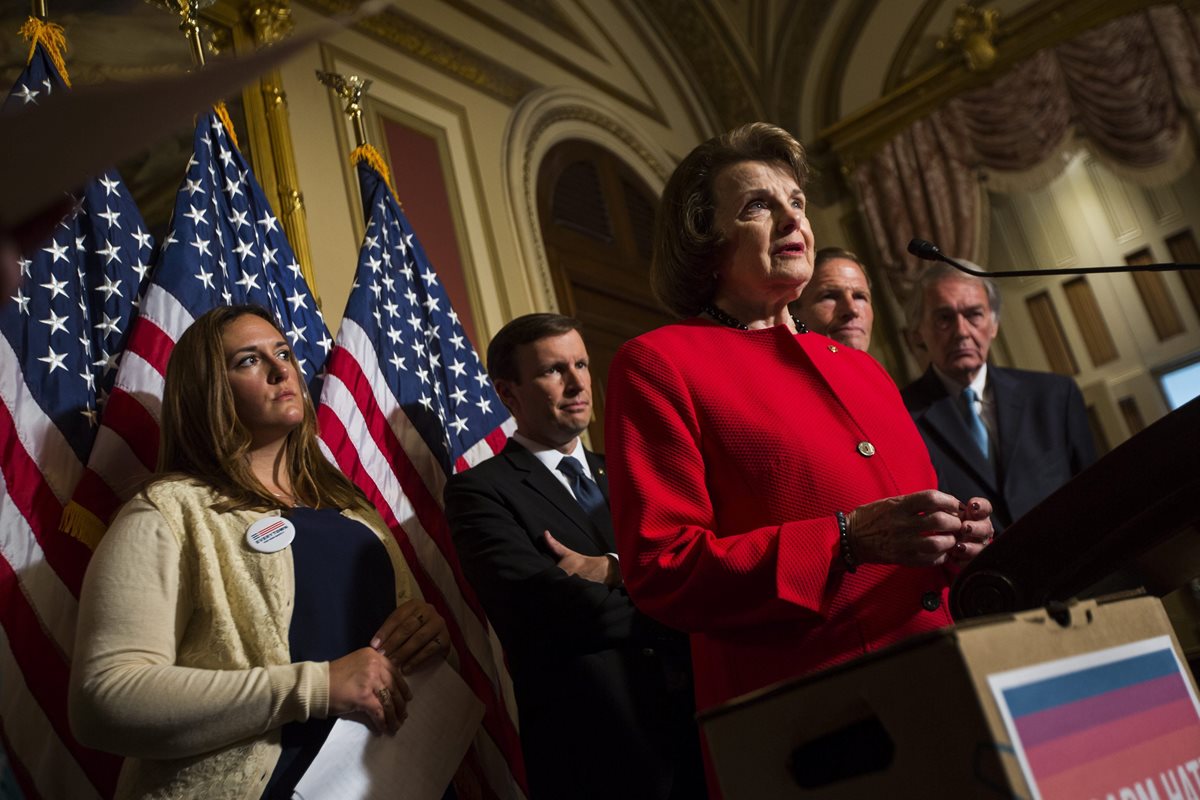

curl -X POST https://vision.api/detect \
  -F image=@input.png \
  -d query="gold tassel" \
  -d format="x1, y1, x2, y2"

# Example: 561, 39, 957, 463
350, 144, 400, 206
60, 500, 107, 550
213, 101, 241, 152
18, 17, 71, 87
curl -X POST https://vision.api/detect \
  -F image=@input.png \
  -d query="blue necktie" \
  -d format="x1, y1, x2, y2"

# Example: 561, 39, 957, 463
962, 387, 990, 457
557, 457, 607, 519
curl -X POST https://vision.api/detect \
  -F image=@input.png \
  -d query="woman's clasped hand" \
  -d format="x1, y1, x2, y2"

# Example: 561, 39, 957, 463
847, 491, 994, 567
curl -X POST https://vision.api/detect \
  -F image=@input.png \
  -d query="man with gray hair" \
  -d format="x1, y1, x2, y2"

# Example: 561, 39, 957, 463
901, 262, 1095, 533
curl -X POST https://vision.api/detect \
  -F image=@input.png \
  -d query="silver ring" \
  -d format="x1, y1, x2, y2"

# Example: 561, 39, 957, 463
416, 612, 425, 626
434, 636, 442, 647
376, 687, 391, 706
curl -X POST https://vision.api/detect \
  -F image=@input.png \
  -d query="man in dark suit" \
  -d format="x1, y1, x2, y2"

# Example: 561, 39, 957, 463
902, 263, 1096, 532
444, 313, 703, 800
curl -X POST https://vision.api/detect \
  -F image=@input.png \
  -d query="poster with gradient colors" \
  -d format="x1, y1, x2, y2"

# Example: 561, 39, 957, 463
989, 636, 1200, 800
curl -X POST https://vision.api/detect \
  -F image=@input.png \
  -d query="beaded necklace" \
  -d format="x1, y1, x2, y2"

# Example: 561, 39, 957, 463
699, 303, 808, 334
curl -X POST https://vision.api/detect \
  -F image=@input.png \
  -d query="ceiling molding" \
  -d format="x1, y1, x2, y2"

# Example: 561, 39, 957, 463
301, 0, 667, 121
882, 0, 946, 94
813, 0, 877, 133
641, 0, 765, 129
492, 0, 600, 58
770, 0, 835, 130
302, 0, 539, 104
817, 0, 1177, 170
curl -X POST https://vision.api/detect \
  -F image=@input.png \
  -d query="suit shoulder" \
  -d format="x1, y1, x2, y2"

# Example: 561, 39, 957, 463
444, 452, 514, 494
994, 366, 1079, 394
900, 369, 941, 410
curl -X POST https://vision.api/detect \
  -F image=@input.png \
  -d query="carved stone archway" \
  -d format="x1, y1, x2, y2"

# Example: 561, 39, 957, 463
502, 86, 673, 314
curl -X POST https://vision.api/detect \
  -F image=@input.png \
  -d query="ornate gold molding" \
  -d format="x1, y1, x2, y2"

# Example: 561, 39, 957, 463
936, 3, 1001, 72
300, 0, 666, 123
202, 0, 319, 304
523, 104, 671, 310
247, 0, 293, 44
302, 0, 538, 105
817, 0, 1168, 171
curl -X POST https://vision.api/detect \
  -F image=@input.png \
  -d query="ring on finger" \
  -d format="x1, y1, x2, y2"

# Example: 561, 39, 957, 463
434, 635, 442, 647
376, 687, 391, 706
416, 612, 425, 626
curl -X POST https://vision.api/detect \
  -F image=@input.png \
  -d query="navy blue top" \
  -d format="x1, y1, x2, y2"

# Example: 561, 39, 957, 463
261, 507, 395, 799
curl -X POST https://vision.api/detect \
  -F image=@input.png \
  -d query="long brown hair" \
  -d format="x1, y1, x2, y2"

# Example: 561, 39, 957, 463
157, 304, 372, 514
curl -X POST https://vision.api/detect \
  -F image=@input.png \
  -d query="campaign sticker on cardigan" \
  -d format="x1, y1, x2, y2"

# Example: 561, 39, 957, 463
987, 635, 1200, 800
245, 517, 295, 553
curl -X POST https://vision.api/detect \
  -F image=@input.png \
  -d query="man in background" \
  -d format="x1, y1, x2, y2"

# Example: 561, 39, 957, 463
444, 313, 704, 800
902, 263, 1095, 533
792, 246, 874, 351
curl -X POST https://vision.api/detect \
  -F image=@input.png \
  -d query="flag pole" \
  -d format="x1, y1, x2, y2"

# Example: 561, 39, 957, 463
316, 70, 399, 203
171, 0, 207, 69
31, 0, 46, 21
151, 0, 205, 68
316, 70, 371, 149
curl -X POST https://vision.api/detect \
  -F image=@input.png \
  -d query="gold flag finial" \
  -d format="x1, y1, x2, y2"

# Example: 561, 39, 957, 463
154, 0, 210, 68
316, 70, 399, 203
316, 69, 372, 149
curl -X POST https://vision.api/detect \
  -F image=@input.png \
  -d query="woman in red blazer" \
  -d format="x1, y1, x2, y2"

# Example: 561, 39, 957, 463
605, 124, 994, 721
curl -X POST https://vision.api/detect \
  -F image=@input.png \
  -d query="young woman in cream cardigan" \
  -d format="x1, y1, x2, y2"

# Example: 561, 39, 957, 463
71, 305, 450, 799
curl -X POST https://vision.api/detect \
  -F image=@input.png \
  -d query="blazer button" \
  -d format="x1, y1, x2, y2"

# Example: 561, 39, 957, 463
921, 591, 941, 611
641, 647, 656, 658
857, 441, 876, 457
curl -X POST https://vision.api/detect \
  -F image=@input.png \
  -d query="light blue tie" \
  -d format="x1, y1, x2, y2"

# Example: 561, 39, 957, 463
962, 387, 990, 457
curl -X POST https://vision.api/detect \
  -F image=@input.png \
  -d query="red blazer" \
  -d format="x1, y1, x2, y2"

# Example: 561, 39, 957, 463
605, 319, 955, 711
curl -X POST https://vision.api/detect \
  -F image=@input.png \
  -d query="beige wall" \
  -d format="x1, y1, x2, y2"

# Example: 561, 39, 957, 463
273, 0, 1200, 413
281, 1, 714, 340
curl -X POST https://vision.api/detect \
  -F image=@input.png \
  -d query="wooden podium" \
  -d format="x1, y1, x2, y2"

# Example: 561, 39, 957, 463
700, 398, 1200, 798
951, 394, 1200, 620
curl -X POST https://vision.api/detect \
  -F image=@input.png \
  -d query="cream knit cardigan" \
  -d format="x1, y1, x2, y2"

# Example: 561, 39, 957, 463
70, 477, 419, 799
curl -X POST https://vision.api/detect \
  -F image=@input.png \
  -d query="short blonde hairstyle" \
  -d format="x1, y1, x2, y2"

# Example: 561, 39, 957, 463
651, 123, 809, 318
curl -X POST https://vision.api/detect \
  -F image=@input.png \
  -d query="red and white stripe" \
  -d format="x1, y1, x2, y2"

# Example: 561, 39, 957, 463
69, 286, 196, 526
318, 318, 525, 799
0, 336, 122, 799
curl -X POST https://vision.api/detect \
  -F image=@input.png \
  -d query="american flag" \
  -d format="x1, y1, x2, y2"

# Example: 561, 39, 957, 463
316, 153, 524, 798
0, 32, 152, 800
66, 109, 332, 538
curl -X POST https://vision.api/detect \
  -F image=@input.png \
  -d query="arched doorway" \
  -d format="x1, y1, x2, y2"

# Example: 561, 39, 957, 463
536, 140, 673, 452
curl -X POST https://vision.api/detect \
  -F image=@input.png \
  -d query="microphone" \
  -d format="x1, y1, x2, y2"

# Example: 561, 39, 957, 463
907, 238, 944, 262
906, 237, 1200, 278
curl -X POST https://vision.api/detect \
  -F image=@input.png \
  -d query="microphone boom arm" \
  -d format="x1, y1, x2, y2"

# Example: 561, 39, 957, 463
906, 238, 1200, 278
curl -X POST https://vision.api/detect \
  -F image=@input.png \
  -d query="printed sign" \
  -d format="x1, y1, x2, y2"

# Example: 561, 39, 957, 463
989, 636, 1200, 800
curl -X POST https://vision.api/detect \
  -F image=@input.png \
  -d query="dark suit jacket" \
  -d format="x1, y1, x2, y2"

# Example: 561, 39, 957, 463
444, 440, 703, 800
902, 366, 1096, 532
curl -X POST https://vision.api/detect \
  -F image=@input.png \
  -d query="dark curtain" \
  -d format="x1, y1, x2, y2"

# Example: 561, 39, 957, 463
851, 5, 1200, 305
